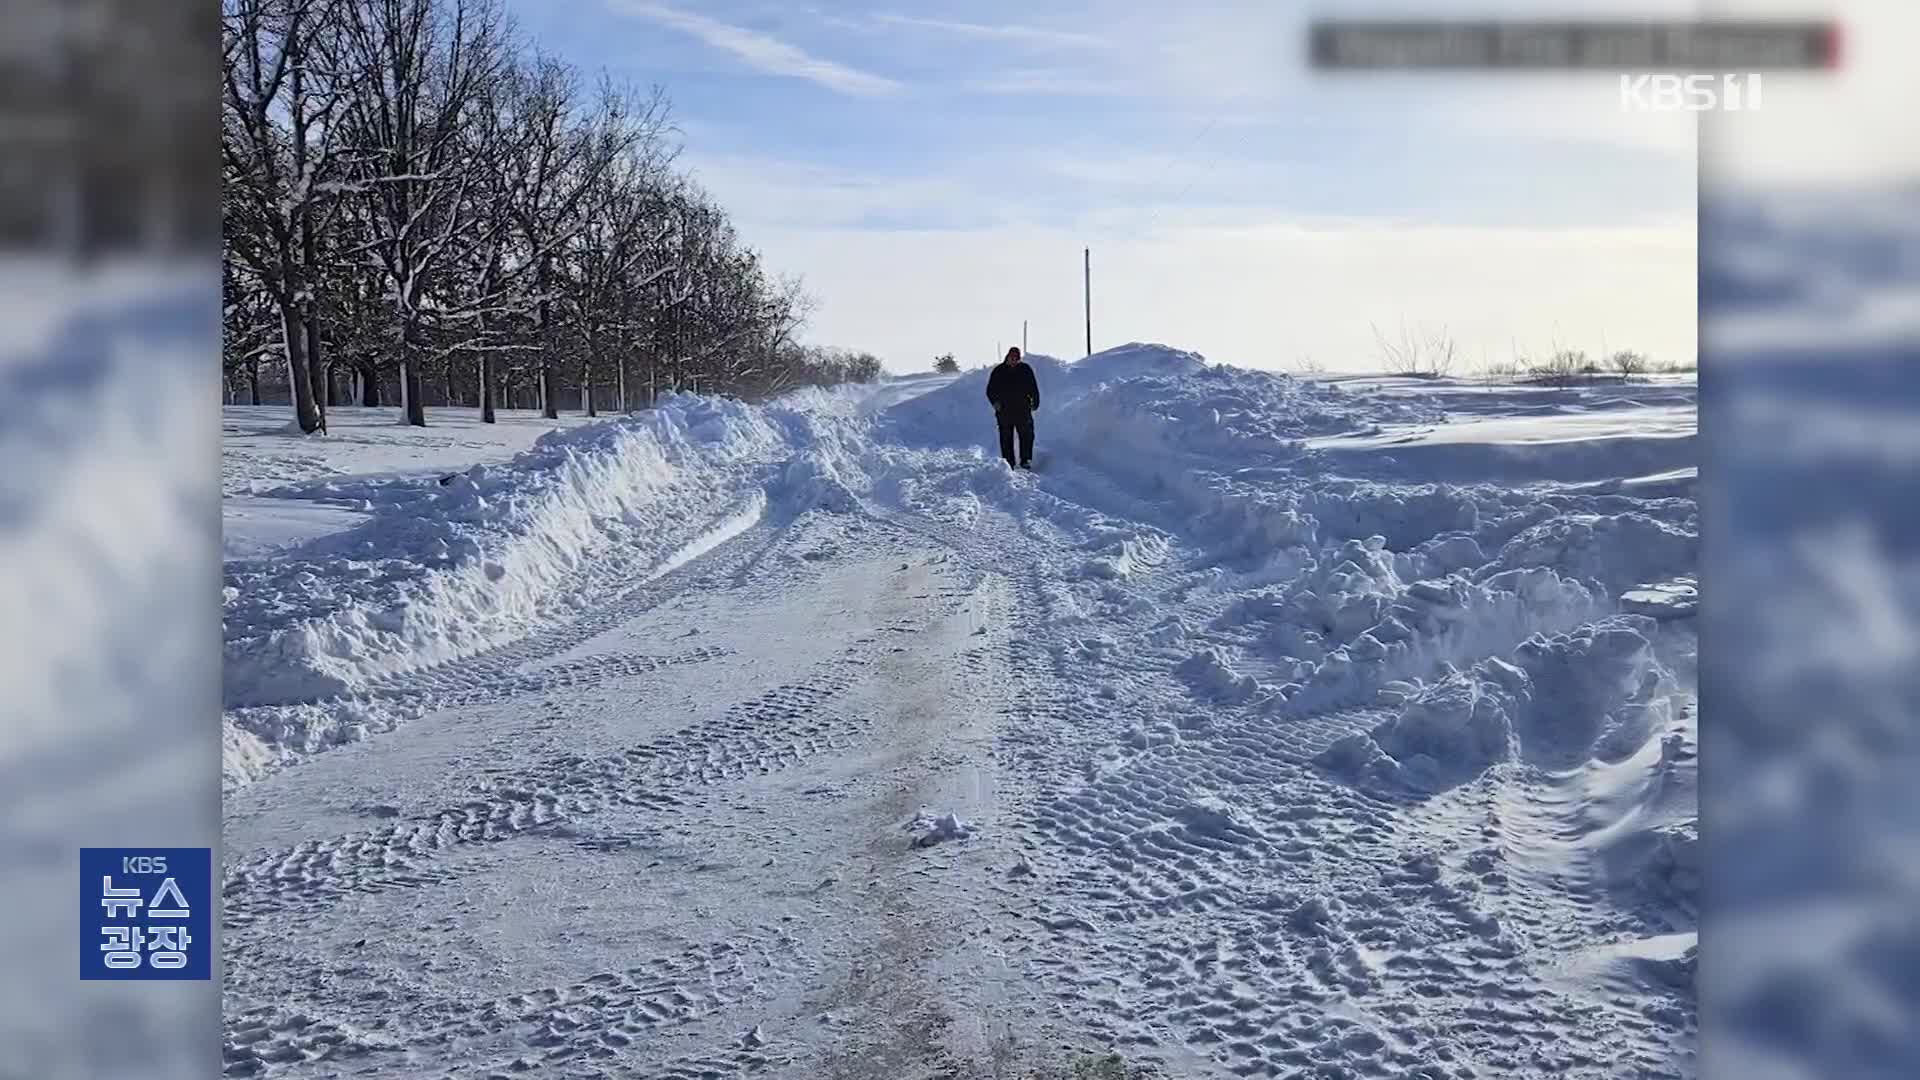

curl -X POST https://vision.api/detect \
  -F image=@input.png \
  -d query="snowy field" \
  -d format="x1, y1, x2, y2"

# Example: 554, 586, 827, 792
222, 348, 1697, 1078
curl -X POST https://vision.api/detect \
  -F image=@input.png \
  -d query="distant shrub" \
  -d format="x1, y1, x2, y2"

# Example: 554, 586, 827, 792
1609, 349, 1649, 377
1371, 320, 1457, 378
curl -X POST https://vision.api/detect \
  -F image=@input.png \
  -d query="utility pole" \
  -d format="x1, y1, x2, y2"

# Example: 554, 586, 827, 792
1022, 320, 1028, 354
1083, 247, 1092, 358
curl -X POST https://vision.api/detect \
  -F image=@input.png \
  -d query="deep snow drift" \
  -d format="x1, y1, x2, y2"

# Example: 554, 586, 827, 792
222, 406, 604, 559
222, 344, 1697, 1078
221, 389, 873, 777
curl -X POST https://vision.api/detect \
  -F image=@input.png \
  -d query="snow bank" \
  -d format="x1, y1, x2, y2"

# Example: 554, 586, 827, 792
878, 340, 1695, 744
222, 405, 602, 498
223, 390, 866, 707
1319, 614, 1669, 791
880, 342, 1207, 449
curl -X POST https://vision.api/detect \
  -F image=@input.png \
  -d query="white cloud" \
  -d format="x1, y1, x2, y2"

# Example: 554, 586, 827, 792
607, 1, 901, 97
963, 71, 1134, 97
868, 13, 1111, 51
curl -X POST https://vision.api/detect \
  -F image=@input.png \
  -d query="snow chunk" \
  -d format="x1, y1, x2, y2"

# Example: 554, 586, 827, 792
1492, 512, 1697, 593
906, 809, 975, 848
1327, 614, 1667, 790
1621, 576, 1699, 620
1174, 648, 1261, 704
1375, 668, 1525, 784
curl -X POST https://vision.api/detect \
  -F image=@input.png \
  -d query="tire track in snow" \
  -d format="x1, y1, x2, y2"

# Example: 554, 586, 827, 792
224, 933, 807, 1077
224, 654, 877, 926
224, 520, 972, 927
222, 366, 1698, 1078
225, 506, 905, 792
863, 461, 1693, 1077
223, 517, 1007, 1078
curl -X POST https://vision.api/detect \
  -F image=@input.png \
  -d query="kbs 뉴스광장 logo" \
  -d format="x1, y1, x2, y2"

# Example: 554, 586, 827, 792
79, 848, 212, 980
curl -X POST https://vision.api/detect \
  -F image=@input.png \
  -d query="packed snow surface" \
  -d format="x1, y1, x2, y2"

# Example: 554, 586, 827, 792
224, 345, 1697, 1078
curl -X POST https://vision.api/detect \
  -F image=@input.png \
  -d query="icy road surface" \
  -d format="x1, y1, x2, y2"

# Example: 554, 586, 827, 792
222, 349, 1697, 1078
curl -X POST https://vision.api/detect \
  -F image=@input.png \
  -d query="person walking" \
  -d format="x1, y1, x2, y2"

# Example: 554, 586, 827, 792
985, 347, 1040, 470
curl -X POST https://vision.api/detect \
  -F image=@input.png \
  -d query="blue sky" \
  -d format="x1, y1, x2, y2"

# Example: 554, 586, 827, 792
507, 0, 1701, 372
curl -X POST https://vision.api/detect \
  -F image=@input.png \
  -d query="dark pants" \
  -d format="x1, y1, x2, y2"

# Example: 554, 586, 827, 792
997, 411, 1033, 467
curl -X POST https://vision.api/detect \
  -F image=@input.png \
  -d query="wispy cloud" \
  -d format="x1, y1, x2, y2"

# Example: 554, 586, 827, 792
963, 70, 1133, 97
869, 12, 1109, 50
608, 1, 900, 97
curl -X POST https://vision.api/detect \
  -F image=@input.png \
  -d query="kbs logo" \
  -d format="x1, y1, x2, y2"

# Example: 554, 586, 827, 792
1620, 72, 1763, 111
79, 848, 212, 980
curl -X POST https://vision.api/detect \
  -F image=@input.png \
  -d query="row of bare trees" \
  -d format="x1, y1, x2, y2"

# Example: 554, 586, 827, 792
223, 0, 856, 431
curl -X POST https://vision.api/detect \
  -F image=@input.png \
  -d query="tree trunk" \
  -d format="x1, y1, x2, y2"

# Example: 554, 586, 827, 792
358, 363, 382, 407
445, 361, 458, 408
400, 362, 425, 425
248, 358, 261, 405
617, 357, 628, 413
536, 255, 559, 419
305, 318, 326, 433
280, 298, 323, 433
302, 237, 326, 429
582, 340, 597, 417
324, 361, 341, 407
481, 354, 496, 423
400, 329, 426, 426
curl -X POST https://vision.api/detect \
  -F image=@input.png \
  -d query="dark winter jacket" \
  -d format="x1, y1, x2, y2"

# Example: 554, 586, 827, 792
986, 360, 1040, 419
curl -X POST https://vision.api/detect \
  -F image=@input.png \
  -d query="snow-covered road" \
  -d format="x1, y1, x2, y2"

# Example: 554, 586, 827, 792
222, 348, 1697, 1078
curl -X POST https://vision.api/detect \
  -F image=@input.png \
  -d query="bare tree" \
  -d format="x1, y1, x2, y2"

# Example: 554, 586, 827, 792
441, 53, 535, 423
492, 58, 643, 418
1370, 319, 1458, 379
1424, 326, 1458, 378
223, 0, 871, 420
1609, 349, 1649, 378
1371, 320, 1423, 378
222, 0, 348, 433
334, 0, 507, 426
558, 79, 676, 417
224, 255, 281, 405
